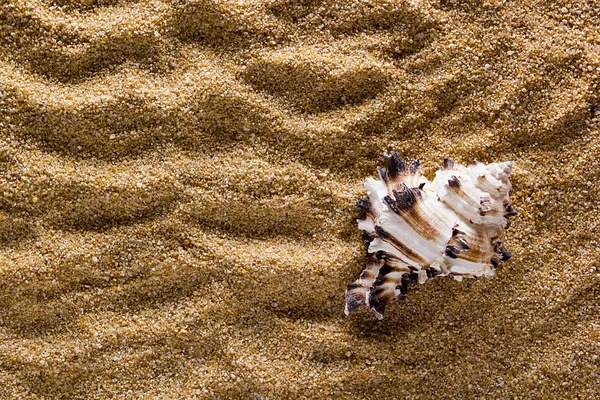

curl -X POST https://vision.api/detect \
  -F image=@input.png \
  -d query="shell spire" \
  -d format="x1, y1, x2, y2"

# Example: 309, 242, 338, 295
345, 153, 517, 319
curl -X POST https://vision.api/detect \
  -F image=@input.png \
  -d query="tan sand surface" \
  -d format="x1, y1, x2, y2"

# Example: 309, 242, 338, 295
0, 0, 599, 398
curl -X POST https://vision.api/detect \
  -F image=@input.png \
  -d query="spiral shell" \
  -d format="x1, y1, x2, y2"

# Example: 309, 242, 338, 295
345, 153, 517, 319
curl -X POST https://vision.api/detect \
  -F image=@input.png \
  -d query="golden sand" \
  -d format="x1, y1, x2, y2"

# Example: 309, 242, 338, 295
0, 0, 599, 398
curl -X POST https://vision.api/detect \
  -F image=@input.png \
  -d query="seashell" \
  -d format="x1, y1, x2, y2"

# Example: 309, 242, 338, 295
345, 152, 517, 320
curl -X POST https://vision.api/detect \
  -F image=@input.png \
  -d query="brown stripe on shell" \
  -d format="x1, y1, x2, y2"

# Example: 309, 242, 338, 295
385, 185, 448, 246
375, 252, 413, 274
445, 176, 481, 206
375, 263, 412, 283
375, 250, 400, 263
446, 228, 493, 264
446, 231, 504, 271
445, 177, 470, 201
374, 225, 428, 267
376, 202, 444, 264
368, 267, 411, 317
359, 253, 385, 286
375, 263, 398, 281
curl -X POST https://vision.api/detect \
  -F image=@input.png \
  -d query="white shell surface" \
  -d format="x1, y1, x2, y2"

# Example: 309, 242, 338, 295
345, 153, 516, 319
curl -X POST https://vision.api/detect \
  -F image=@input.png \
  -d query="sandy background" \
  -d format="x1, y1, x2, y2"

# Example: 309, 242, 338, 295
0, 0, 599, 398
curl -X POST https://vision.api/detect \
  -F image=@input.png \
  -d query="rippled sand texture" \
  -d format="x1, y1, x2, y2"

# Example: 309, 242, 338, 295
1, 0, 599, 398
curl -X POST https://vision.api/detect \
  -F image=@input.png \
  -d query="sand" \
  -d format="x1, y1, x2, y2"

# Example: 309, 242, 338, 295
0, 0, 599, 398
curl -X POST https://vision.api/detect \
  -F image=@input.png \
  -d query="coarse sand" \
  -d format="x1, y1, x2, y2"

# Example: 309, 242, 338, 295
0, 0, 599, 398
